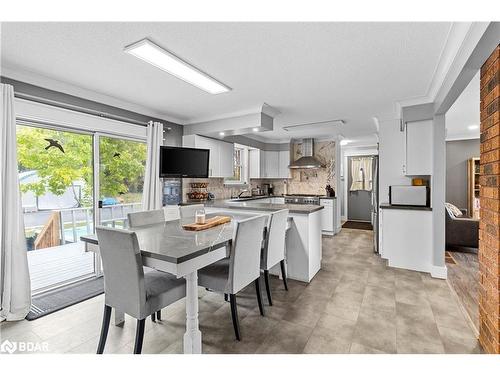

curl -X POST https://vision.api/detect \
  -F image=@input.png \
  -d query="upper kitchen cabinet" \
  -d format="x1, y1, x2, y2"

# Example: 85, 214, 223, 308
404, 120, 433, 176
182, 135, 234, 177
249, 149, 290, 179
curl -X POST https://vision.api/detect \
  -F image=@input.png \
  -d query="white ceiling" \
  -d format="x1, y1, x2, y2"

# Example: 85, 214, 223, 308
1, 22, 453, 141
445, 71, 480, 141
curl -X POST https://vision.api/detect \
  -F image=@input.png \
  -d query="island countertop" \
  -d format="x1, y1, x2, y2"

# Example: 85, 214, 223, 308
180, 199, 324, 214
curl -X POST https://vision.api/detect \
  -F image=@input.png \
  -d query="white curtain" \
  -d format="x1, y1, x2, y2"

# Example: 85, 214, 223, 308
350, 157, 373, 192
142, 121, 163, 210
0, 83, 31, 321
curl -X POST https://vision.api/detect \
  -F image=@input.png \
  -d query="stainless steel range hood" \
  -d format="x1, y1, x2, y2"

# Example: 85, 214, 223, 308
288, 138, 324, 169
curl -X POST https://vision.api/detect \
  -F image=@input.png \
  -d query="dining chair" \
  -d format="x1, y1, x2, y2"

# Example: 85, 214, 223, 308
95, 226, 186, 354
179, 204, 204, 219
197, 215, 267, 341
128, 209, 167, 323
127, 209, 165, 228
260, 209, 289, 306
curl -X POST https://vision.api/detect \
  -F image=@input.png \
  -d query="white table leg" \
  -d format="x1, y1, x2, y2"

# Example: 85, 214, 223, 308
113, 310, 125, 326
183, 271, 202, 354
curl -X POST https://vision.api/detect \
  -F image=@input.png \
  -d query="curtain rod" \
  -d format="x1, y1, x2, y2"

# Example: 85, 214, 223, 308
14, 91, 150, 127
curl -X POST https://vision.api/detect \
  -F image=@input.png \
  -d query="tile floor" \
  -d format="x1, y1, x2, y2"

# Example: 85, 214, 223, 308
0, 228, 483, 354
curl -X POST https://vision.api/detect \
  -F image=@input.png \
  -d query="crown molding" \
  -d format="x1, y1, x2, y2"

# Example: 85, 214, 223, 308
185, 103, 280, 125
394, 22, 480, 114
1, 65, 186, 124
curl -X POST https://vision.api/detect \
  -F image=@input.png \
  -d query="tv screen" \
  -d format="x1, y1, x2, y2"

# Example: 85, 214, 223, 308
159, 146, 210, 178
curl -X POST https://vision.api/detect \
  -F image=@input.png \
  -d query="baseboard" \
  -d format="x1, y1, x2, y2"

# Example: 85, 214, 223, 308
430, 265, 448, 279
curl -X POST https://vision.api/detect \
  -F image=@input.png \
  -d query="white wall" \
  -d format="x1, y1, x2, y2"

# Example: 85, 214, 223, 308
378, 119, 412, 205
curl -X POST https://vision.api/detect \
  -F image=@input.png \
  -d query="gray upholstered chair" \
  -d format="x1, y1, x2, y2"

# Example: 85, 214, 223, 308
127, 209, 165, 228
261, 209, 289, 305
95, 226, 186, 354
179, 204, 204, 219
128, 208, 167, 322
197, 215, 267, 341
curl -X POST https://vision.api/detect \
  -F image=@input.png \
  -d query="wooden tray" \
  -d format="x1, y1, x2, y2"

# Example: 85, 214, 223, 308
182, 216, 232, 231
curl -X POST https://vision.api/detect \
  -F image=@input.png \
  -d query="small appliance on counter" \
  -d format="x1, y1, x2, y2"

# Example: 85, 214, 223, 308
389, 185, 429, 207
251, 187, 263, 196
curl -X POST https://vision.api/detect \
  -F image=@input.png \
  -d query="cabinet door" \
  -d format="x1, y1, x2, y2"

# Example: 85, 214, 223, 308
319, 199, 334, 232
218, 141, 234, 178
191, 136, 218, 177
278, 150, 290, 178
405, 120, 433, 175
249, 149, 261, 178
265, 151, 279, 178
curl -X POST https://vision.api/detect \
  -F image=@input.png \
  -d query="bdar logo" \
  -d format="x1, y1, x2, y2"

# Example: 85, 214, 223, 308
0, 339, 17, 354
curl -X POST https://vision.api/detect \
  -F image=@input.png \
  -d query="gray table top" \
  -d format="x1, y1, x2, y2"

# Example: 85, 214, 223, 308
81, 211, 265, 264
181, 199, 324, 214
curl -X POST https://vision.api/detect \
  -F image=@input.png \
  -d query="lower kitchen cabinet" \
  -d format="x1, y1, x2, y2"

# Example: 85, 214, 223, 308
379, 207, 433, 273
320, 198, 336, 235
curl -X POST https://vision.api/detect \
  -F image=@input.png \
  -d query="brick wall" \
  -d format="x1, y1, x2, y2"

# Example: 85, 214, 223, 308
479, 44, 500, 354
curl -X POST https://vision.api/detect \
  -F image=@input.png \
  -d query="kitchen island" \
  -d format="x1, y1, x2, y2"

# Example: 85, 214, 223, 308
181, 199, 323, 282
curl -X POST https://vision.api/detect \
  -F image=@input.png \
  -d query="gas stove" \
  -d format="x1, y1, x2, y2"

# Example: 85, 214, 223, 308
284, 194, 321, 205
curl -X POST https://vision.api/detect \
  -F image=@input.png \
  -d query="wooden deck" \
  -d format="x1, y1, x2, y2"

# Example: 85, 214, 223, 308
27, 242, 96, 293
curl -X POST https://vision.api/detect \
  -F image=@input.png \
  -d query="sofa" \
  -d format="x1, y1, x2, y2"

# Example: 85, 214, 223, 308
445, 205, 479, 249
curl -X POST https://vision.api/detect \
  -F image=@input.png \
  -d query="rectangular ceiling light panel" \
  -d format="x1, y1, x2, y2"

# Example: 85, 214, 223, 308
125, 39, 230, 94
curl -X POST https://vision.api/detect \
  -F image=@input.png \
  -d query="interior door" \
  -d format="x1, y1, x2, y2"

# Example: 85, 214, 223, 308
347, 156, 373, 221
97, 135, 147, 229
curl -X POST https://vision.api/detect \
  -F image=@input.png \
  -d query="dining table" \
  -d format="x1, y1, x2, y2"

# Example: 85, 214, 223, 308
80, 210, 269, 354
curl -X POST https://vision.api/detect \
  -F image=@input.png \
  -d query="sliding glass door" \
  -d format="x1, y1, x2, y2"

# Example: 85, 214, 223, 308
17, 125, 147, 295
17, 124, 96, 294
97, 135, 147, 228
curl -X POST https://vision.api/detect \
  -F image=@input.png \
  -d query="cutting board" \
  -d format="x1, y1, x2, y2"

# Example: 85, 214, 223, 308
182, 216, 232, 231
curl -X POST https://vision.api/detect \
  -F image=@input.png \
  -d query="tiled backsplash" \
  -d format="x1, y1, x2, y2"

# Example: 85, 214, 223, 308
182, 140, 335, 200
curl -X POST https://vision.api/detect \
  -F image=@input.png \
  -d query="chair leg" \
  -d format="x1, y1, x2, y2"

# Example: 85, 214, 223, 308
229, 294, 241, 341
96, 304, 112, 354
224, 293, 229, 302
133, 319, 146, 354
151, 313, 156, 322
254, 278, 265, 316
263, 270, 273, 306
156, 310, 161, 321
280, 260, 289, 291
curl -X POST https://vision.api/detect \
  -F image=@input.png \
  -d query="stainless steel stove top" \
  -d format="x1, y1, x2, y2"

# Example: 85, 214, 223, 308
284, 195, 321, 205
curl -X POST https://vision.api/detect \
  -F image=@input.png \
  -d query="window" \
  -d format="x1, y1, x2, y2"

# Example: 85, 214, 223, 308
225, 145, 247, 185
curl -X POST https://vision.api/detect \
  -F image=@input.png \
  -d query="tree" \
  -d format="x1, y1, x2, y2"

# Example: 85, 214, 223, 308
17, 126, 147, 207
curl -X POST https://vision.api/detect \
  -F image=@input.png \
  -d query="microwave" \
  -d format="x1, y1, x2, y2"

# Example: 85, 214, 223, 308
389, 185, 429, 207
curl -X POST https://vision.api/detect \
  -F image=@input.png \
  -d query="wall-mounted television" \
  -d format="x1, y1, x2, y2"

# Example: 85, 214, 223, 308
159, 146, 210, 178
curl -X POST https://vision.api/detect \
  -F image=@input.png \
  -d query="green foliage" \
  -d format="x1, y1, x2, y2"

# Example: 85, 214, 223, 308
17, 126, 147, 206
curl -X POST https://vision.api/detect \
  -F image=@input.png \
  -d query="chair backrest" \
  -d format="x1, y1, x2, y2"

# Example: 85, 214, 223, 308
179, 204, 204, 219
228, 215, 267, 294
96, 226, 146, 318
128, 209, 165, 228
262, 209, 289, 270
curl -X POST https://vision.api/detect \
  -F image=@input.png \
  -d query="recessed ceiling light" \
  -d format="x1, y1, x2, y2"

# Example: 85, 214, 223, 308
340, 140, 351, 146
252, 128, 259, 132
124, 39, 231, 94
468, 125, 479, 130
219, 132, 225, 136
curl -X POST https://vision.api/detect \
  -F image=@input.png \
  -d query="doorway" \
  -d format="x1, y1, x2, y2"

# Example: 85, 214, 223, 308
16, 122, 147, 296
347, 155, 375, 222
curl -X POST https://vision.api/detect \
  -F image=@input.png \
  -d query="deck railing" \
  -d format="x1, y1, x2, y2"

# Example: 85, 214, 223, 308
34, 211, 60, 249
27, 202, 142, 248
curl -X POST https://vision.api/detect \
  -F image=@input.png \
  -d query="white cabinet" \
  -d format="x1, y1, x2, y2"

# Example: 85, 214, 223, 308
250, 149, 290, 179
379, 207, 433, 273
404, 120, 433, 176
249, 149, 261, 179
319, 198, 336, 235
182, 135, 234, 178
278, 150, 290, 178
